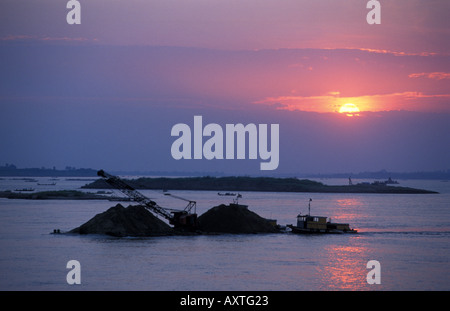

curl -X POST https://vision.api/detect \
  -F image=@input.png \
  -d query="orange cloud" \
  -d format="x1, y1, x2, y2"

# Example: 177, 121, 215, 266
408, 72, 450, 80
356, 48, 438, 57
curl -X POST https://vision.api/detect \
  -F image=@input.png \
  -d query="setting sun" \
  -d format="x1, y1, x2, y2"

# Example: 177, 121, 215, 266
339, 103, 360, 116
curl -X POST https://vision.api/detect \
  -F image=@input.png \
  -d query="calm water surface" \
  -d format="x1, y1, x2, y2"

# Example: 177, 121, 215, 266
0, 178, 449, 290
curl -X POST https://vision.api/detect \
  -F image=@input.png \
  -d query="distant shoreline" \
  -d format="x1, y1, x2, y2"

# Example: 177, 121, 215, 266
0, 166, 97, 177
1, 165, 449, 180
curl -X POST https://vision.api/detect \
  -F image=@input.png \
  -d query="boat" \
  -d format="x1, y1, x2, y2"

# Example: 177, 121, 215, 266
287, 199, 357, 234
37, 182, 56, 186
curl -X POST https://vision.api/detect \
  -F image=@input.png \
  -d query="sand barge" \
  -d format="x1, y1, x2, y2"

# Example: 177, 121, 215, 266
69, 203, 278, 237
69, 170, 279, 236
70, 204, 175, 237
197, 204, 279, 234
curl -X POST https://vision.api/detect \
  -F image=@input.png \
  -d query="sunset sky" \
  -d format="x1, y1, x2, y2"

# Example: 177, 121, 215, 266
1, 0, 449, 175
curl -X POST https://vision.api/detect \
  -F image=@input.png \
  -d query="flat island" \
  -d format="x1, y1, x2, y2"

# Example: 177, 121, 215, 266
0, 190, 115, 200
0, 177, 437, 201
82, 176, 438, 194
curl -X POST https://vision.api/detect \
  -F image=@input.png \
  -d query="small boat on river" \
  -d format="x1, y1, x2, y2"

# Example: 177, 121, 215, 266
287, 199, 357, 234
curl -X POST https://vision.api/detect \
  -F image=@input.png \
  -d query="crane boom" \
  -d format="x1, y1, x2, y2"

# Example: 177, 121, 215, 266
164, 193, 196, 214
97, 170, 197, 230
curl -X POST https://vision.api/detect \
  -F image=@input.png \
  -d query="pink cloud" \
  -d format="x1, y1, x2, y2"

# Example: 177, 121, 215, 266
1, 35, 33, 41
1, 35, 97, 43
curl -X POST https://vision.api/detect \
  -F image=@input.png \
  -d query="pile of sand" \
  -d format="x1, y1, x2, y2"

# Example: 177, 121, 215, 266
70, 204, 174, 237
197, 204, 278, 234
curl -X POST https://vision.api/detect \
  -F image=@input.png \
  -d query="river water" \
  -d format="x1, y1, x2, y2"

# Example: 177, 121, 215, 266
0, 177, 449, 290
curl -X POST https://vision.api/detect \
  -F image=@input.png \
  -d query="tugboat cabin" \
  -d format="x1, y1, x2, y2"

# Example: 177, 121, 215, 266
296, 215, 328, 231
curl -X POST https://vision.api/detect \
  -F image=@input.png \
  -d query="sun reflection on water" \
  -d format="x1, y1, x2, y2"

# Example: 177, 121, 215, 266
317, 240, 371, 290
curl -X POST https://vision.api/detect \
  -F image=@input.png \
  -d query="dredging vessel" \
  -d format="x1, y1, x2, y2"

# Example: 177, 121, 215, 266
287, 199, 357, 234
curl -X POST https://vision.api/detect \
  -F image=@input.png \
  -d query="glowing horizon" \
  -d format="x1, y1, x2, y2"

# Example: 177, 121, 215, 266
0, 1, 449, 174
254, 91, 450, 114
